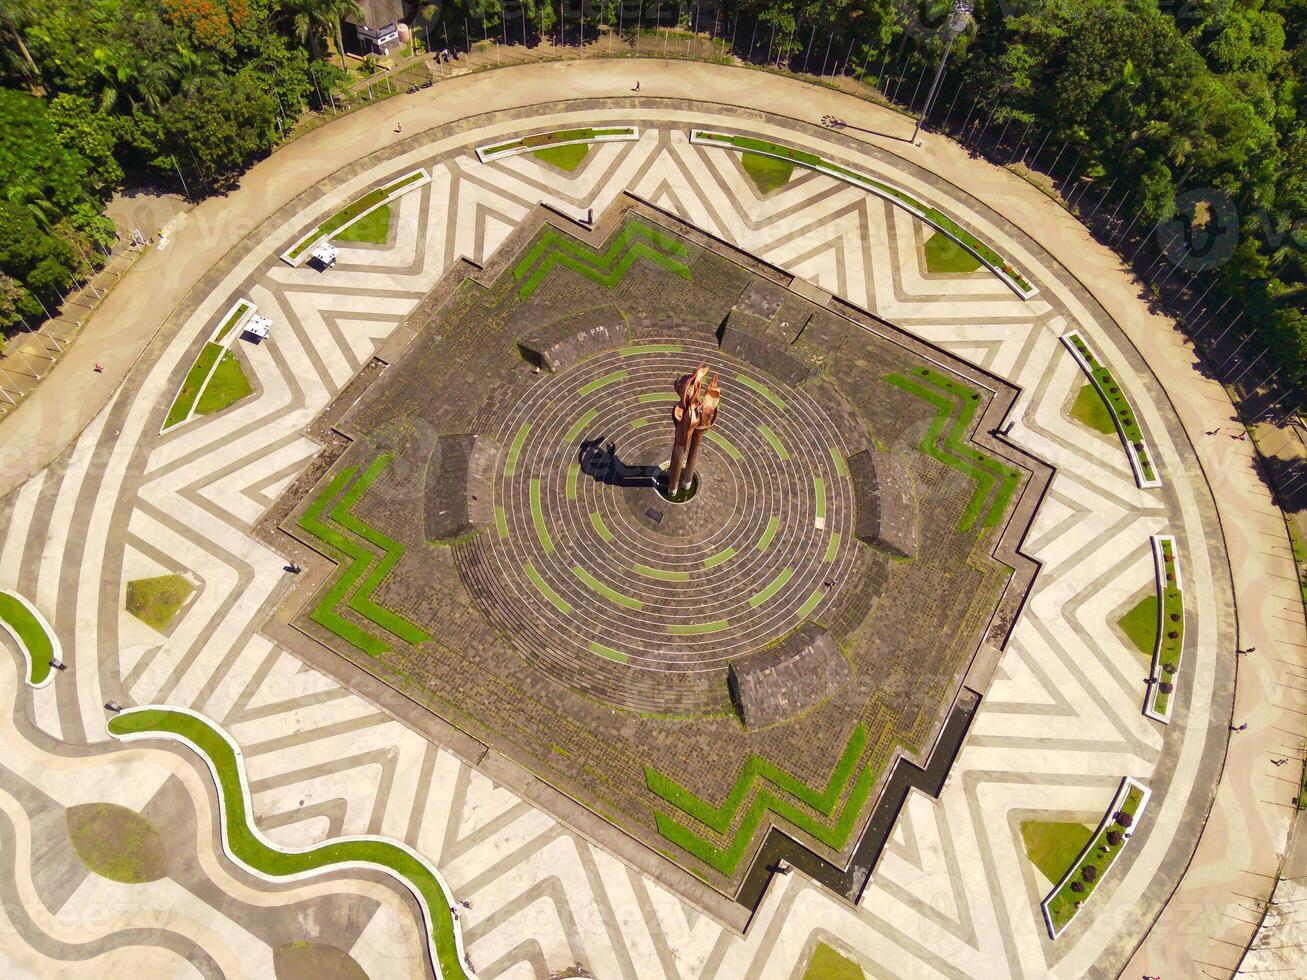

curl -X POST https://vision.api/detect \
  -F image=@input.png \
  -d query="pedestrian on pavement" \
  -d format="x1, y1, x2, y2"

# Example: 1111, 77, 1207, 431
633, 80, 641, 92
395, 123, 403, 133
1232, 722, 1249, 732
93, 363, 103, 373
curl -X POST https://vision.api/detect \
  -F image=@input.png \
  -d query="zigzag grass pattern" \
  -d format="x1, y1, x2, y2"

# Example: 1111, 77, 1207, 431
297, 456, 431, 655
645, 724, 874, 875
885, 368, 1021, 532
513, 221, 693, 299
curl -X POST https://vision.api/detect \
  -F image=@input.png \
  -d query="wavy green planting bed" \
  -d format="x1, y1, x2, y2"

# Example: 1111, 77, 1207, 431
645, 724, 876, 876
107, 707, 470, 979
297, 456, 431, 656
513, 220, 692, 300
1148, 537, 1185, 719
693, 131, 1033, 294
1043, 779, 1148, 937
885, 368, 1021, 532
0, 591, 55, 686
288, 171, 425, 259
1063, 332, 1158, 486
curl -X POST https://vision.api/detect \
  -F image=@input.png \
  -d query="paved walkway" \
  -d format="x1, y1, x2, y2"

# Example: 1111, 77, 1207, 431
0, 60, 1300, 978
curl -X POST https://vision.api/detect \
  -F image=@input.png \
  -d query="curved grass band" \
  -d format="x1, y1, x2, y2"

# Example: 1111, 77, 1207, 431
0, 590, 58, 688
107, 706, 472, 980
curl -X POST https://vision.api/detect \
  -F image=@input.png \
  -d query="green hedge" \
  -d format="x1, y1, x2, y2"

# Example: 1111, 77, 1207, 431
1046, 785, 1144, 933
107, 708, 470, 980
297, 456, 431, 655
645, 724, 876, 875
1151, 539, 1184, 716
885, 368, 1021, 532
1068, 334, 1157, 482
0, 593, 53, 685
513, 220, 692, 299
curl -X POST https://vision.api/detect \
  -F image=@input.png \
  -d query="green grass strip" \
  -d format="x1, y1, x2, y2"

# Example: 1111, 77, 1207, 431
758, 424, 789, 461
885, 369, 1020, 532
572, 566, 643, 610
194, 349, 253, 416
814, 477, 827, 520
514, 222, 693, 299
667, 620, 731, 635
529, 480, 554, 553
634, 564, 690, 582
1151, 539, 1184, 716
705, 429, 742, 461
646, 723, 871, 876
703, 547, 736, 569
289, 172, 424, 259
504, 424, 531, 479
756, 516, 780, 552
639, 392, 679, 403
565, 408, 599, 444
823, 533, 841, 563
495, 505, 509, 539
1046, 785, 1145, 932
296, 459, 430, 655
748, 568, 794, 608
578, 370, 628, 395
524, 562, 571, 614
830, 448, 848, 477
0, 593, 53, 686
589, 641, 629, 663
736, 374, 786, 411
621, 343, 683, 355
590, 512, 615, 542
106, 708, 471, 980
566, 464, 580, 501
795, 588, 826, 620
164, 342, 224, 430
213, 302, 250, 343
1067, 334, 1157, 482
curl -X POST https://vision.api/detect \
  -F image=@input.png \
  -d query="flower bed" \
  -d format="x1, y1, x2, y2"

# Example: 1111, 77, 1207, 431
475, 126, 639, 164
1061, 331, 1161, 489
690, 129, 1037, 299
0, 590, 59, 688
1041, 776, 1151, 938
1145, 535, 1185, 722
107, 705, 472, 979
281, 169, 430, 266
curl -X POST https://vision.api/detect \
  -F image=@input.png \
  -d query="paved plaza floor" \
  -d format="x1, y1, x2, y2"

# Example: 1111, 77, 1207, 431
0, 61, 1299, 980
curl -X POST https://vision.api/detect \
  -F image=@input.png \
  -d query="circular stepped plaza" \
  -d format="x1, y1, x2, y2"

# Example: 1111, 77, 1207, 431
475, 339, 856, 706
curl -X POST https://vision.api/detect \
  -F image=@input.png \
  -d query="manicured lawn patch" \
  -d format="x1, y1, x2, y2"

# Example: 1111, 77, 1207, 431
532, 143, 591, 171
66, 803, 167, 883
125, 574, 194, 631
297, 457, 431, 656
195, 349, 253, 416
513, 220, 693, 300
740, 150, 794, 194
1021, 820, 1094, 885
164, 342, 223, 430
289, 172, 424, 259
1070, 383, 1117, 435
106, 708, 471, 980
804, 943, 864, 980
1045, 784, 1145, 934
0, 591, 54, 686
1064, 333, 1157, 483
885, 368, 1022, 532
924, 230, 983, 273
332, 203, 391, 243
646, 724, 877, 875
1118, 594, 1158, 656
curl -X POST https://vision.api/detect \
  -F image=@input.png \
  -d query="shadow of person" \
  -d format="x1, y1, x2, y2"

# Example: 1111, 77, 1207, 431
579, 438, 661, 488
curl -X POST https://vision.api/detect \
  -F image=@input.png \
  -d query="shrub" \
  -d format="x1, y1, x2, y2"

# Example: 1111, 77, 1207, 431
1106, 830, 1122, 846
1082, 864, 1098, 883
1114, 811, 1133, 828
1163, 662, 1177, 674
1159, 681, 1173, 693
1168, 630, 1179, 638
1070, 880, 1084, 893
1170, 612, 1180, 621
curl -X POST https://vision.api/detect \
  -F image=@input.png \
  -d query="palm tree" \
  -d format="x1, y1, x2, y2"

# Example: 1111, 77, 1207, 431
278, 0, 363, 69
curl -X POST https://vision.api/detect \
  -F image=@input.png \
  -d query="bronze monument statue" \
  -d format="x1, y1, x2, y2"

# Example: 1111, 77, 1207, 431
666, 364, 721, 495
